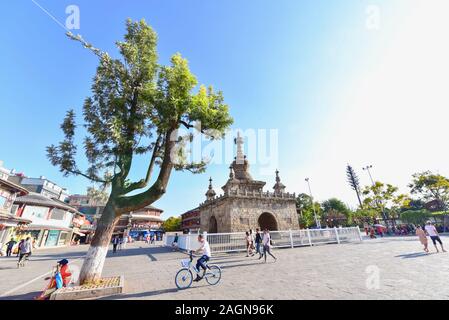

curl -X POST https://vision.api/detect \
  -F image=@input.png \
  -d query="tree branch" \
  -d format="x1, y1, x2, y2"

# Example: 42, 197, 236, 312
116, 129, 176, 214
67, 168, 108, 184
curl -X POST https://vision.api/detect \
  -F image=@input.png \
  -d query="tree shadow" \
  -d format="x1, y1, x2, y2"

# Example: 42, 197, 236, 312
0, 291, 41, 300
98, 286, 205, 300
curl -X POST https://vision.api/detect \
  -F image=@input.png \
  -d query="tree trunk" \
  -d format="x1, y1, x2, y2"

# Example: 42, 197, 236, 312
79, 203, 120, 284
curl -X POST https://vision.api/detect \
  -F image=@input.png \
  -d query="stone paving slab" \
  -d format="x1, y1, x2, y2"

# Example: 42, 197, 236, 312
1, 237, 449, 300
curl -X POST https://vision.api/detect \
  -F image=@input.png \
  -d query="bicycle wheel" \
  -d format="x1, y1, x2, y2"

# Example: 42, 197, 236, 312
205, 265, 221, 286
175, 268, 193, 290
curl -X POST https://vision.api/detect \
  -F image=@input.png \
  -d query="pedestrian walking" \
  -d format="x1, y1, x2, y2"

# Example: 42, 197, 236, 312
415, 225, 429, 253
5, 238, 17, 257
122, 235, 128, 249
254, 228, 262, 258
245, 231, 254, 257
118, 237, 123, 250
112, 236, 119, 253
425, 221, 446, 253
249, 229, 255, 255
17, 237, 32, 267
369, 227, 377, 239
260, 229, 277, 263
172, 233, 179, 251
16, 239, 24, 257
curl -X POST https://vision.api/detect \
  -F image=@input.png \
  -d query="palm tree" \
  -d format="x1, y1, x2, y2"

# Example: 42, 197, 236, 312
346, 165, 363, 208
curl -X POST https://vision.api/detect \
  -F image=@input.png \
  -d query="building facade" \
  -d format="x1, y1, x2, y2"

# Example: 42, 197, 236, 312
181, 208, 200, 233
117, 205, 165, 240
13, 192, 81, 248
198, 133, 299, 233
9, 175, 69, 202
0, 165, 31, 246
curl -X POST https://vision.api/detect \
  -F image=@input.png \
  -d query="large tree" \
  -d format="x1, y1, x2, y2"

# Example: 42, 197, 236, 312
47, 19, 233, 284
162, 216, 182, 232
346, 165, 363, 208
321, 198, 351, 227
361, 182, 409, 225
296, 193, 322, 228
408, 171, 449, 211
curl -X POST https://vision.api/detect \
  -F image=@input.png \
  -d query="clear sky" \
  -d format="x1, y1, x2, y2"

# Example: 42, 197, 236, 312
2, 0, 449, 218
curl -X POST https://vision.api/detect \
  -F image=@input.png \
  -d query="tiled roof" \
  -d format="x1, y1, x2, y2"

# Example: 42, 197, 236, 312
14, 192, 81, 214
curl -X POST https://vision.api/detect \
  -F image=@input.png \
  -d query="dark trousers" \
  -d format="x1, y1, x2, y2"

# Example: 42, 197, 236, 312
6, 247, 13, 257
113, 244, 118, 253
196, 255, 210, 274
18, 253, 30, 264
263, 245, 276, 262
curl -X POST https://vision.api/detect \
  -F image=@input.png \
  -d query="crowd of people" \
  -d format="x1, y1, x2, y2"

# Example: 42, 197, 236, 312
245, 228, 277, 263
0, 237, 35, 267
364, 222, 447, 239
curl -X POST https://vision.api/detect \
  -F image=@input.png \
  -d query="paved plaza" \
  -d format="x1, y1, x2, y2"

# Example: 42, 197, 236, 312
1, 236, 449, 300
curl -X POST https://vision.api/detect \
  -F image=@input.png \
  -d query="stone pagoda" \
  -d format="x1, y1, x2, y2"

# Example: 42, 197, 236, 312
198, 132, 299, 233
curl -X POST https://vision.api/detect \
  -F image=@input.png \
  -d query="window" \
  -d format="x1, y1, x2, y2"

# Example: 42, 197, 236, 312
0, 196, 7, 209
50, 208, 66, 220
23, 206, 48, 219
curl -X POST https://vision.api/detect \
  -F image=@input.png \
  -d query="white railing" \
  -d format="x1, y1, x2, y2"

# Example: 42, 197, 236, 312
164, 227, 362, 253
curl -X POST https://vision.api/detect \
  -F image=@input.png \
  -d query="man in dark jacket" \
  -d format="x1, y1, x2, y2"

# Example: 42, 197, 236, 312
255, 229, 263, 259
5, 238, 17, 257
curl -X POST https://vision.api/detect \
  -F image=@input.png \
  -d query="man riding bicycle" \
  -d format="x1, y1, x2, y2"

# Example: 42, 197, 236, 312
192, 234, 211, 282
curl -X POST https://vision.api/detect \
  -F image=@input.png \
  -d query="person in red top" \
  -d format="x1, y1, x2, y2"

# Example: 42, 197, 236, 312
35, 259, 72, 300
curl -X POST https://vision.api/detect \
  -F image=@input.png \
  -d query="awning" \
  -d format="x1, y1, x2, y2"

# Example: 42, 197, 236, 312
130, 214, 164, 222
72, 230, 86, 237
0, 222, 18, 228
26, 225, 72, 232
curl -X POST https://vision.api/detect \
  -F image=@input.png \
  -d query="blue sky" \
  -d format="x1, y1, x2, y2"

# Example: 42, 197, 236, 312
2, 0, 449, 218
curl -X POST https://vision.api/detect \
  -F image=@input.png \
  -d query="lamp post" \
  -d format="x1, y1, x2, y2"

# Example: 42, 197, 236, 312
363, 165, 389, 228
305, 178, 321, 229
362, 165, 375, 186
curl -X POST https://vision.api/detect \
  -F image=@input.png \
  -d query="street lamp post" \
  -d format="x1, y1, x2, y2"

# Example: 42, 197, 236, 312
362, 165, 375, 186
362, 165, 389, 228
305, 178, 321, 229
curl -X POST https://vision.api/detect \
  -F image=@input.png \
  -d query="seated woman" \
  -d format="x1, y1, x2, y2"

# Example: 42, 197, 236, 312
35, 259, 72, 300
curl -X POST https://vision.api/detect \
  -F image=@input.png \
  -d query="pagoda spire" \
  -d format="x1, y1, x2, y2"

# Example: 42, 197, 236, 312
235, 131, 244, 164
273, 169, 286, 194
206, 177, 216, 200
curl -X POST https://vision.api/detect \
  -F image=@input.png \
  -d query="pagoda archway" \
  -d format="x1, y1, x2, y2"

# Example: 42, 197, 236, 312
209, 216, 218, 233
258, 212, 278, 231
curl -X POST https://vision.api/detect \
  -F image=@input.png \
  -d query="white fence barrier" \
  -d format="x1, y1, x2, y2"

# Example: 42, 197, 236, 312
164, 227, 362, 253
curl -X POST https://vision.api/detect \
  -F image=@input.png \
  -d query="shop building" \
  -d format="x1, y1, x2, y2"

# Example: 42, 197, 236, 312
13, 192, 81, 248
116, 205, 165, 241
180, 208, 200, 233
0, 165, 31, 245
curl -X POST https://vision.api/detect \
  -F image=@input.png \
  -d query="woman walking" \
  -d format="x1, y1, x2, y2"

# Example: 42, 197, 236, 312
416, 225, 429, 253
245, 231, 254, 257
261, 229, 277, 263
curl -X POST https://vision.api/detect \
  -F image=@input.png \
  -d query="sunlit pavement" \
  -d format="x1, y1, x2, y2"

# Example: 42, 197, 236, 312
1, 236, 449, 300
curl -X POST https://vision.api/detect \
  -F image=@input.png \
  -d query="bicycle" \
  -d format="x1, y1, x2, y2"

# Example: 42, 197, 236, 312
175, 251, 222, 289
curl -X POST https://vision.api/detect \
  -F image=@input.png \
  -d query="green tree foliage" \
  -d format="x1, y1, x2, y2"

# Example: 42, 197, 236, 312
346, 165, 363, 208
163, 216, 182, 232
362, 182, 409, 222
350, 208, 379, 225
321, 198, 351, 227
296, 193, 322, 228
46, 19, 233, 283
409, 171, 449, 210
400, 209, 432, 226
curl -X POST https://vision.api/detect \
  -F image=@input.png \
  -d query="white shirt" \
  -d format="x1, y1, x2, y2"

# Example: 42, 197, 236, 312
262, 233, 271, 246
425, 225, 438, 237
200, 240, 211, 258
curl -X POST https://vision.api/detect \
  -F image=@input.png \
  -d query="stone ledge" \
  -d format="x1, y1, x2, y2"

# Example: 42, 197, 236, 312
50, 276, 124, 300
